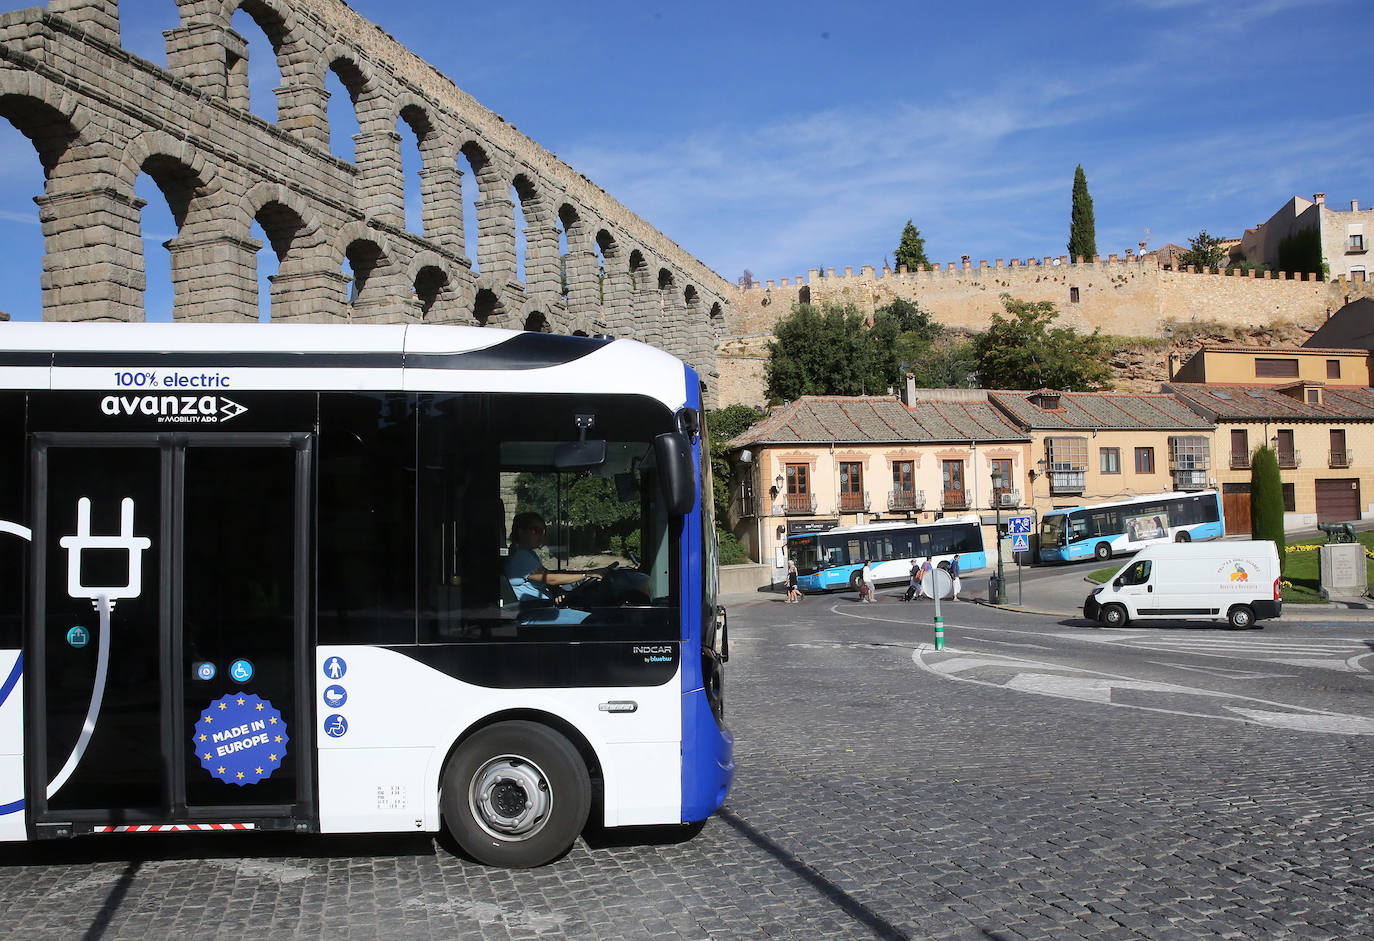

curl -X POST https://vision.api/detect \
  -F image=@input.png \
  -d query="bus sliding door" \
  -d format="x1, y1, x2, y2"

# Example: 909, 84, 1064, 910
27, 435, 313, 834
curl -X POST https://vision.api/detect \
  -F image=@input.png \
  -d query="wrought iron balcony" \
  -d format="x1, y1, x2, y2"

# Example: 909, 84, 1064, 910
941, 489, 971, 511
774, 493, 817, 515
1048, 471, 1085, 495
1330, 449, 1353, 469
1229, 452, 1251, 470
1172, 470, 1208, 491
887, 489, 926, 512
838, 490, 870, 513
1277, 449, 1300, 469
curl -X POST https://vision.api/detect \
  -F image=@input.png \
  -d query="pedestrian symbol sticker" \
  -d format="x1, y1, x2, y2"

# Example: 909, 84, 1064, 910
66, 626, 90, 649
324, 714, 348, 738
193, 692, 289, 786
323, 685, 347, 709
323, 656, 346, 680
195, 662, 216, 681
230, 659, 253, 682
1012, 534, 1030, 552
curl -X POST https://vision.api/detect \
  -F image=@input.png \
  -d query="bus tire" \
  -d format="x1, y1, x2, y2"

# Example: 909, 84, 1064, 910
849, 572, 863, 592
1227, 605, 1255, 630
1175, 531, 1191, 543
1100, 604, 1128, 629
1094, 542, 1112, 561
440, 721, 590, 869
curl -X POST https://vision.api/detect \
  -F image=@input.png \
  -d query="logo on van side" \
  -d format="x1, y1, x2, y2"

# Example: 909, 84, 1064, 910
1216, 560, 1252, 587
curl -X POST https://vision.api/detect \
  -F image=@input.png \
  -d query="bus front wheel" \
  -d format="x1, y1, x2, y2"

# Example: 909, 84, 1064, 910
441, 721, 591, 868
849, 572, 863, 592
1094, 542, 1112, 561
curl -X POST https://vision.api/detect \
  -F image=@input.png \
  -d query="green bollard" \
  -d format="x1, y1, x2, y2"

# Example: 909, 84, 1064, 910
934, 615, 944, 650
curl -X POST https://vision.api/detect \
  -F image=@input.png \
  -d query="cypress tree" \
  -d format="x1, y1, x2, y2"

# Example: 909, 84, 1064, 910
1249, 445, 1286, 567
894, 220, 930, 273
1067, 165, 1097, 262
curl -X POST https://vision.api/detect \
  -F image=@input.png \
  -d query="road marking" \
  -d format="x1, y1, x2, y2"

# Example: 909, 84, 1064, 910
1144, 660, 1297, 680
1063, 631, 1374, 673
979, 639, 1054, 651
913, 646, 1374, 736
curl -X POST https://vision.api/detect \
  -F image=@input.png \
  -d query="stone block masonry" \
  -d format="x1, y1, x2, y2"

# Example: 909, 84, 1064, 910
0, 0, 730, 405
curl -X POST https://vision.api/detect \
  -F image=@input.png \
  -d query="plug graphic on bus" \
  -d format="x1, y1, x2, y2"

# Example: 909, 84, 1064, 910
58, 497, 151, 607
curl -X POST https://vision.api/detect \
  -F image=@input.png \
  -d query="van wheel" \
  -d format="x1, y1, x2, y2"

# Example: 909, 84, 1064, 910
1100, 604, 1128, 628
440, 721, 590, 868
1175, 531, 1191, 543
1094, 542, 1112, 561
1227, 605, 1255, 630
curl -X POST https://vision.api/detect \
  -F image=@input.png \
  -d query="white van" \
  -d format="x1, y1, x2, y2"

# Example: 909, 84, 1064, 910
1083, 540, 1282, 629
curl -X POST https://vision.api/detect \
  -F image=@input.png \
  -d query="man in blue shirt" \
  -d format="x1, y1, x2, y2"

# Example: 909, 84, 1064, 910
949, 553, 961, 601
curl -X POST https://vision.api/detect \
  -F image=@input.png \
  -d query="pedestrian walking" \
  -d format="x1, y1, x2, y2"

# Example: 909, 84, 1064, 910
949, 553, 961, 601
904, 558, 921, 602
918, 557, 933, 598
786, 559, 802, 603
860, 559, 875, 603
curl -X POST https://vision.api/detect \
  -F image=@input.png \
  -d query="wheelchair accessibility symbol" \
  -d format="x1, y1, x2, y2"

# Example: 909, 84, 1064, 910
324, 714, 348, 738
230, 659, 253, 682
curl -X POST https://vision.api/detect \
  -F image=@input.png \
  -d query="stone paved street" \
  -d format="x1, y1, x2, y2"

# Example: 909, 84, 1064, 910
2, 592, 1373, 939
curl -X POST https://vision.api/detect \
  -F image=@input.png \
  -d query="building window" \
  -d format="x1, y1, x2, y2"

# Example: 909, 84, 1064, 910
941, 459, 967, 509
1348, 232, 1366, 253
1282, 483, 1295, 512
1275, 429, 1296, 468
1352, 268, 1367, 283
1229, 429, 1249, 469
1255, 358, 1299, 378
1100, 447, 1120, 474
1069, 286, 1080, 303
1330, 429, 1350, 468
785, 463, 811, 513
1046, 436, 1088, 494
838, 461, 865, 512
1135, 447, 1155, 474
890, 460, 920, 511
1306, 388, 1321, 404
1327, 359, 1341, 379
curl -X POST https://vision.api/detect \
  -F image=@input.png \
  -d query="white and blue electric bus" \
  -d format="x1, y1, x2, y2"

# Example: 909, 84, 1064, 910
788, 515, 987, 592
0, 323, 732, 868
1038, 490, 1225, 564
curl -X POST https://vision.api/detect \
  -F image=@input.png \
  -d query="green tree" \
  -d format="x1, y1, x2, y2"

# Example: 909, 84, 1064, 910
1277, 226, 1326, 280
1249, 445, 1286, 566
973, 295, 1114, 391
894, 220, 930, 272
765, 302, 901, 401
904, 333, 978, 389
1067, 164, 1097, 261
1177, 230, 1227, 272
707, 404, 763, 565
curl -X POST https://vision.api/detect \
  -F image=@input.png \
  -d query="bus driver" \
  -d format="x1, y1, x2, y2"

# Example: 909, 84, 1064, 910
506, 512, 608, 603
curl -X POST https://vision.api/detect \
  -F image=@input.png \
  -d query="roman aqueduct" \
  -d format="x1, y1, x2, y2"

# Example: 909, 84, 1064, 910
0, 0, 732, 398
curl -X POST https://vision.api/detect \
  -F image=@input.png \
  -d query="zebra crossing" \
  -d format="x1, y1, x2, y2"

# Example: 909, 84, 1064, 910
1062, 631, 1374, 674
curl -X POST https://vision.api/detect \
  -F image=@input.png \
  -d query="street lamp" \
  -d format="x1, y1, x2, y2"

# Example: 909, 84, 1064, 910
992, 469, 1007, 604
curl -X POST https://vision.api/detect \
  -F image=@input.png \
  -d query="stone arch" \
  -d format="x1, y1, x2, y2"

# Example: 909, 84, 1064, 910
318, 47, 377, 162
221, 0, 304, 120
124, 139, 216, 321
394, 97, 446, 236
523, 310, 550, 333
239, 181, 331, 321
472, 287, 504, 327
406, 250, 458, 320
460, 137, 511, 276
511, 171, 555, 296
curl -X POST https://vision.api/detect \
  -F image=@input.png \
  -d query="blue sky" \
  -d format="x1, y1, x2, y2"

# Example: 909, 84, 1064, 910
1, 0, 1371, 319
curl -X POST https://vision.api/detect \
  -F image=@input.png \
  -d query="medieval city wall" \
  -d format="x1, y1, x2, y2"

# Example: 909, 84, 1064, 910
722, 255, 1374, 407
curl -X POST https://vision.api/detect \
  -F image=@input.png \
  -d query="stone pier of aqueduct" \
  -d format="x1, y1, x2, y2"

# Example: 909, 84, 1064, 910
0, 0, 731, 402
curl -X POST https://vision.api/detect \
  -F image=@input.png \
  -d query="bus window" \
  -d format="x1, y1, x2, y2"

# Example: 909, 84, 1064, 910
0, 392, 23, 649
417, 393, 680, 644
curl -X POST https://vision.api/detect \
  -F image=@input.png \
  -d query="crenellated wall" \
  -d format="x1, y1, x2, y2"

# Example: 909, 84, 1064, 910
0, 0, 731, 403
721, 254, 1374, 406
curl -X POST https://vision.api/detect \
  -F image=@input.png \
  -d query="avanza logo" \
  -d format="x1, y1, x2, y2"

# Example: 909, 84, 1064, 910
100, 394, 248, 424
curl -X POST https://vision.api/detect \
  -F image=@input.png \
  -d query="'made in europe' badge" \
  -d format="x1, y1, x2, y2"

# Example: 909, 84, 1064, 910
193, 692, 289, 786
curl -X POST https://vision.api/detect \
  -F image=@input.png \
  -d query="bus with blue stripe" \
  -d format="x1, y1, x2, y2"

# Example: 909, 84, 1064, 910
788, 515, 988, 592
0, 323, 732, 868
1038, 490, 1225, 564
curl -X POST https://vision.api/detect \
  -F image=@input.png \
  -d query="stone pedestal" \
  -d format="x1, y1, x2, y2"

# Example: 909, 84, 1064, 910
1319, 543, 1368, 599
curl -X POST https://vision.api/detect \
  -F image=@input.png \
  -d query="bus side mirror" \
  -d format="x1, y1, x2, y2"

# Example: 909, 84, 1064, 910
654, 432, 696, 515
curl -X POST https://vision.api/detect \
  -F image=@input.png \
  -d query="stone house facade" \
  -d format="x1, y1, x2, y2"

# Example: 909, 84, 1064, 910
984, 390, 1217, 523
1238, 193, 1374, 283
721, 393, 1029, 570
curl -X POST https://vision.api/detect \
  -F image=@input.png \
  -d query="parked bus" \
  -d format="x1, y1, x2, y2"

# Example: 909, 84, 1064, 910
0, 323, 732, 868
1038, 490, 1225, 564
788, 515, 987, 592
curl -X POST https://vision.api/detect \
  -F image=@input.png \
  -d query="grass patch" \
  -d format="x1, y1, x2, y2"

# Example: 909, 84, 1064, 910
1085, 535, 1374, 604
1281, 533, 1374, 604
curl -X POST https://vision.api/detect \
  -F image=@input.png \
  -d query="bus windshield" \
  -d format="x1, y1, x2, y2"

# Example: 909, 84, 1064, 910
1040, 514, 1066, 547
789, 535, 822, 575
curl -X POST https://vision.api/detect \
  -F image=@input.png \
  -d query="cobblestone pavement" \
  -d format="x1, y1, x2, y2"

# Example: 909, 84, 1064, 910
1, 596, 1372, 939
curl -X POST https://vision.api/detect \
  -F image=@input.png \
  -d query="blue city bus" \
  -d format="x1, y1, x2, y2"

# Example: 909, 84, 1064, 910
1038, 490, 1225, 563
0, 323, 731, 868
788, 515, 987, 592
